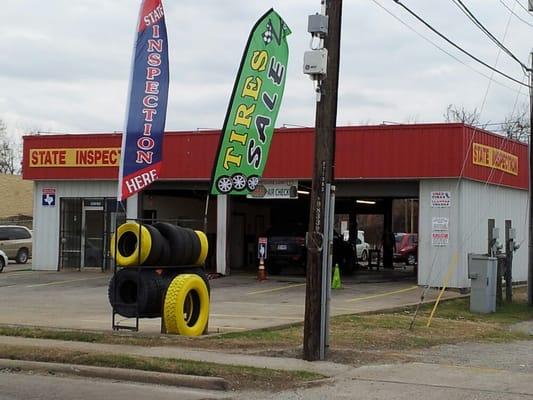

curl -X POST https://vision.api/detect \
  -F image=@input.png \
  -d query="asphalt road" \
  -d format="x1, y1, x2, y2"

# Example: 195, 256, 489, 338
0, 371, 230, 400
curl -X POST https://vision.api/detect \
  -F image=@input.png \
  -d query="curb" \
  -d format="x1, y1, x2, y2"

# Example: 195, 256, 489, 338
0, 358, 229, 391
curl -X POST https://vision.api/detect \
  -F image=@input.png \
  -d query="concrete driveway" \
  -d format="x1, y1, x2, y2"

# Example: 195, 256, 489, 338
0, 267, 462, 333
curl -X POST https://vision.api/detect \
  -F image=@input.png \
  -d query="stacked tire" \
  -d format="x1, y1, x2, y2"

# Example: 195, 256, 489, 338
110, 221, 208, 267
108, 221, 210, 336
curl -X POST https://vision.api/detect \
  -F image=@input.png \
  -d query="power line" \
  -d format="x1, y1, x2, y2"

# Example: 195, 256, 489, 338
513, 0, 533, 15
451, 0, 529, 73
392, 0, 531, 88
500, 0, 533, 28
370, 0, 528, 97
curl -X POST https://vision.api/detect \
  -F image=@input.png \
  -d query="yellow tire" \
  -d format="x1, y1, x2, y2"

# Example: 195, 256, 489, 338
110, 222, 153, 266
163, 274, 209, 336
194, 230, 209, 265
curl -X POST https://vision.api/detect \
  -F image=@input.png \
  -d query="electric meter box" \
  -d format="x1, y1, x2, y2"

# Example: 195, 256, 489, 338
308, 14, 328, 36
468, 253, 497, 314
303, 49, 328, 76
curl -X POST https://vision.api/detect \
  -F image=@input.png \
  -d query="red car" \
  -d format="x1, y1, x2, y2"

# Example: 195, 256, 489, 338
393, 233, 418, 265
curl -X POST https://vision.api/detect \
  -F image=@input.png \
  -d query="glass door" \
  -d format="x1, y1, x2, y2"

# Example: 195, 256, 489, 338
59, 198, 82, 269
82, 199, 104, 269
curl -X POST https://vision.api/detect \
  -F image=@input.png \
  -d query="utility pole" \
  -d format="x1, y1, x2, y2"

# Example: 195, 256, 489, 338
303, 0, 343, 361
527, 48, 533, 307
505, 220, 514, 303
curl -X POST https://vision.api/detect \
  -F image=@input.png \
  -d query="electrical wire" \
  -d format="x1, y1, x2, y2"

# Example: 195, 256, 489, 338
513, 0, 532, 13
451, 0, 529, 73
370, 0, 528, 97
392, 0, 531, 88
408, 2, 525, 328
500, 0, 533, 28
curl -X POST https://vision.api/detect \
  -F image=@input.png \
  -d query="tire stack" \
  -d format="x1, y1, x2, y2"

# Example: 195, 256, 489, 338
108, 221, 210, 336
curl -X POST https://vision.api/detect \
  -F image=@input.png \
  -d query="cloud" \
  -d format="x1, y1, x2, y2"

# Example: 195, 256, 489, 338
0, 0, 530, 138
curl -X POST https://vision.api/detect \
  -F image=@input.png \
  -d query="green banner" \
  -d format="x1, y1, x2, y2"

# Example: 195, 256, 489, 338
211, 9, 291, 195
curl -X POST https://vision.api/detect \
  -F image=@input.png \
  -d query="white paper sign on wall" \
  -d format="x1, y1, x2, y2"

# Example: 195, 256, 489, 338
432, 217, 449, 231
432, 231, 449, 246
431, 191, 451, 208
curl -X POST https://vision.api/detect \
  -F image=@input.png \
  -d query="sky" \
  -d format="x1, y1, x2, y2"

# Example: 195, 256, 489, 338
0, 0, 532, 141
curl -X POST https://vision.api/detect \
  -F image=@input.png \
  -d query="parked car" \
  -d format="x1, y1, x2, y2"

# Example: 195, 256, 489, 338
266, 223, 307, 275
393, 233, 418, 265
355, 230, 370, 262
0, 225, 32, 264
266, 223, 355, 275
0, 249, 7, 272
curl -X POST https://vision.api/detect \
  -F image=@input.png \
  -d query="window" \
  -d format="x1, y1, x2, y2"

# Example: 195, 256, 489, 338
0, 227, 8, 240
12, 228, 31, 240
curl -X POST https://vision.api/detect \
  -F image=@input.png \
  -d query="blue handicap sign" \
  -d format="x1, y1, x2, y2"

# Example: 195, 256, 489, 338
42, 193, 56, 206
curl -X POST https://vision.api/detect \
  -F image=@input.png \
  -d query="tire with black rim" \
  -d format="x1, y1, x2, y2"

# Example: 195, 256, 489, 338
143, 224, 166, 266
184, 228, 201, 265
16, 248, 29, 264
153, 222, 187, 266
108, 269, 165, 318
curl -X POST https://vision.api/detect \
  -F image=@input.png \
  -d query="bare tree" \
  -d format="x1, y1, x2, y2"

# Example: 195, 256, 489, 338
500, 103, 530, 142
443, 104, 483, 126
0, 120, 19, 174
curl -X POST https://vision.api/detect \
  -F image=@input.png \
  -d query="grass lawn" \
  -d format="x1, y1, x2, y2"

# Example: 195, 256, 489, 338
0, 344, 323, 391
0, 288, 531, 367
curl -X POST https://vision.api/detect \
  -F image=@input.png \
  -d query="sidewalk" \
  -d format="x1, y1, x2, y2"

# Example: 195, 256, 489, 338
0, 335, 351, 377
2, 334, 532, 400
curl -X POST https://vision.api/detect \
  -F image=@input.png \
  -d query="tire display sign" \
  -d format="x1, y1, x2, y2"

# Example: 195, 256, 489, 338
211, 9, 291, 195
431, 191, 451, 208
118, 0, 169, 201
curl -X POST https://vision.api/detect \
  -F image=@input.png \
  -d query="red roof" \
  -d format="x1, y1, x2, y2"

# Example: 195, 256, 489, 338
22, 123, 528, 190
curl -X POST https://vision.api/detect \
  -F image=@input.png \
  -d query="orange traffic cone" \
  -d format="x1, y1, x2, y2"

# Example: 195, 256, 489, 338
257, 256, 267, 281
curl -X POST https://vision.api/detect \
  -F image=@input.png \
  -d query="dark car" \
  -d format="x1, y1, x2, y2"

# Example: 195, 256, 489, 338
393, 233, 418, 265
266, 224, 307, 275
265, 224, 355, 275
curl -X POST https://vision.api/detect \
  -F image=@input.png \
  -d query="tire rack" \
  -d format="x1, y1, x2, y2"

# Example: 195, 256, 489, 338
110, 217, 209, 334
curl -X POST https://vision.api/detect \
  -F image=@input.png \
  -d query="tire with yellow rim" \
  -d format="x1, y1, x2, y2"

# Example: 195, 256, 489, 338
110, 222, 153, 266
194, 230, 209, 265
163, 274, 209, 336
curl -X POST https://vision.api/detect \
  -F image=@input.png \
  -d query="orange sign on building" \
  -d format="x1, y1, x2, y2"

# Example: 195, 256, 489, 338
472, 143, 518, 176
29, 148, 121, 168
